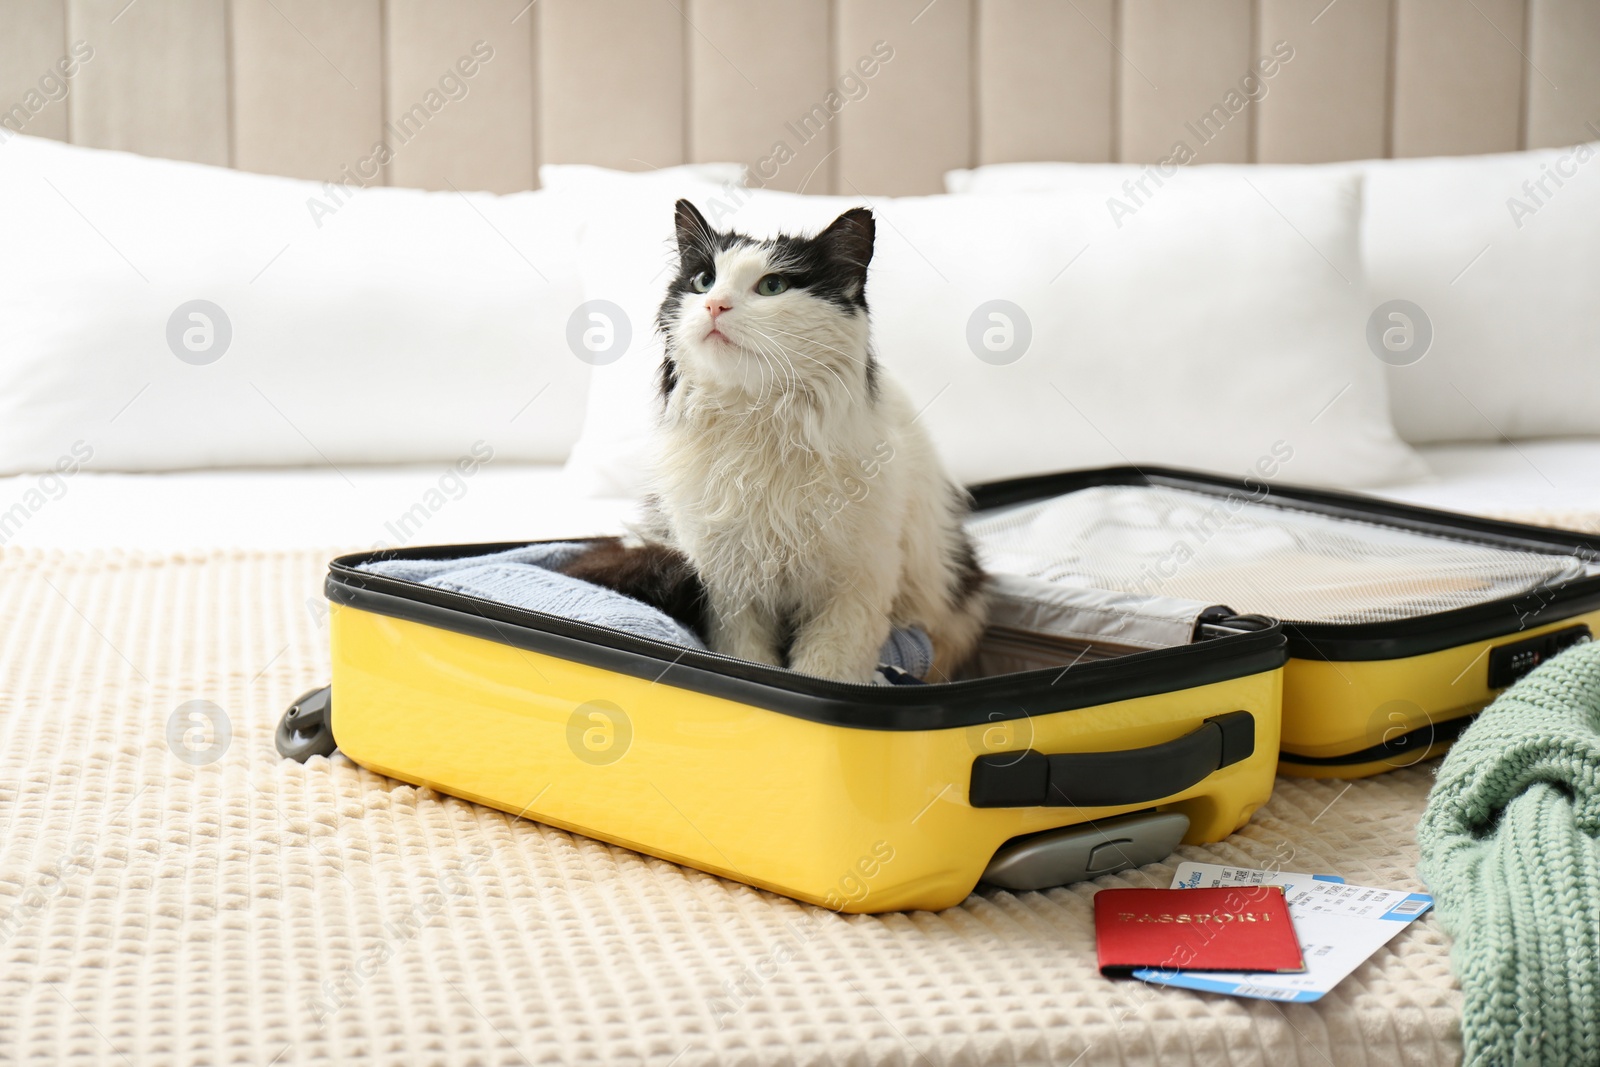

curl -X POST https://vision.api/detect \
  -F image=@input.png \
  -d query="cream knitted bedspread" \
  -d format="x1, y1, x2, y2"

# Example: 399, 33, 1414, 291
0, 546, 1470, 1066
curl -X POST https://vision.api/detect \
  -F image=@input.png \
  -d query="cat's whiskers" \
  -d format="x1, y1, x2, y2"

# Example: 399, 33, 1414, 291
763, 325, 871, 370
745, 343, 786, 407
739, 331, 800, 404
747, 331, 805, 396
791, 351, 851, 398
760, 331, 852, 401
750, 327, 849, 398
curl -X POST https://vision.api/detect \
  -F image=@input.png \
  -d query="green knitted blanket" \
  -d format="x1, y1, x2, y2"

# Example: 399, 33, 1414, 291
1418, 638, 1600, 1066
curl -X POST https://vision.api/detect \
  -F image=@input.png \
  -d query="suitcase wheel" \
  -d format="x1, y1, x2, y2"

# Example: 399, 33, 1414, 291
277, 685, 337, 762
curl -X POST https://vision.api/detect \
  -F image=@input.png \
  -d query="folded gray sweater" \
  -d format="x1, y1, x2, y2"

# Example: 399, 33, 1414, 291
359, 543, 933, 681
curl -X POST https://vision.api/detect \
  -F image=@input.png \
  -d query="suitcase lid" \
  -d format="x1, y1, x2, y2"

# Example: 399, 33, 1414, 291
968, 466, 1600, 661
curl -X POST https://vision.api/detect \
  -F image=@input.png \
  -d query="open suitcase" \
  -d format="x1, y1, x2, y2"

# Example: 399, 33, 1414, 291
277, 466, 1597, 911
966, 467, 1600, 778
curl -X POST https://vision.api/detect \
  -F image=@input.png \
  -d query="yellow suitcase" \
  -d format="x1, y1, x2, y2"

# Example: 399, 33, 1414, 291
965, 467, 1600, 778
278, 533, 1285, 913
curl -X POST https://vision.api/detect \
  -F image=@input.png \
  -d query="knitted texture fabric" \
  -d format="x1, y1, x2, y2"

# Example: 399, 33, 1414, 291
361, 544, 703, 648
1417, 638, 1600, 1066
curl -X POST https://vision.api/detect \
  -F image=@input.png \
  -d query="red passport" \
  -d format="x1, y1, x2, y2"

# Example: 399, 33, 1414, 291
1094, 886, 1305, 977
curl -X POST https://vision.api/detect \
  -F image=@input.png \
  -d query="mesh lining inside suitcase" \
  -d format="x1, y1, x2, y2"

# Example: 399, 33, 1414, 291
969, 484, 1589, 626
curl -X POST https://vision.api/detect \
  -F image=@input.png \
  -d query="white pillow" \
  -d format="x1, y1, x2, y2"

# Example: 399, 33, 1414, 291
563, 175, 1425, 498
946, 160, 1343, 194
0, 135, 589, 473
949, 148, 1600, 445
1363, 145, 1600, 444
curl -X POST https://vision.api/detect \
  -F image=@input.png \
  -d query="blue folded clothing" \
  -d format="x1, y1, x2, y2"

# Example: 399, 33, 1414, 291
364, 544, 703, 648
359, 543, 933, 682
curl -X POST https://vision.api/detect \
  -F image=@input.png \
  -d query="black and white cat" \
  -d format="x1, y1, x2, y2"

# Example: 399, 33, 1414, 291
624, 199, 987, 684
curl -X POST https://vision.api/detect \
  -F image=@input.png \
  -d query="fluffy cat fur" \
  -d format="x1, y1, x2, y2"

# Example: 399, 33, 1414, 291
613, 199, 987, 684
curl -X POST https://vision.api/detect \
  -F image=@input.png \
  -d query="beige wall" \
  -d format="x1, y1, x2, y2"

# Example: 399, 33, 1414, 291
2, 0, 1597, 195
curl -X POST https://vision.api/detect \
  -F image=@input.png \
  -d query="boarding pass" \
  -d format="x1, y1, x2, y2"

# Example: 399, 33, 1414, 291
1132, 861, 1434, 1003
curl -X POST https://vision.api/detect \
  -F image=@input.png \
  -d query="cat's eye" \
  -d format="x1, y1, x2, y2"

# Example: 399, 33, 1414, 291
690, 270, 714, 293
756, 274, 788, 296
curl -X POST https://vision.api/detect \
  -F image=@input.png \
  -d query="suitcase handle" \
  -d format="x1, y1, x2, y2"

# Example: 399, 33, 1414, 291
968, 711, 1254, 808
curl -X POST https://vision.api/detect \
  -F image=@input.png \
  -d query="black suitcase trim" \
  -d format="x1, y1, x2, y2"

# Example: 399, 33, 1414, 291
327, 549, 1287, 732
969, 466, 1600, 663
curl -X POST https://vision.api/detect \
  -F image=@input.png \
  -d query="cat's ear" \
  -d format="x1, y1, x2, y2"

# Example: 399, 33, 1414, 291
674, 199, 715, 261
817, 207, 875, 290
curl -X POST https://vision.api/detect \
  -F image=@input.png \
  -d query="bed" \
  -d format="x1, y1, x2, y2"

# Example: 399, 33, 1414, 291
6, 0, 1600, 1055
5, 442, 1595, 1065
7, 439, 1599, 551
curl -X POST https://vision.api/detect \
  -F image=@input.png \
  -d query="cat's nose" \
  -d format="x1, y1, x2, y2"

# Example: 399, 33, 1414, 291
705, 299, 732, 322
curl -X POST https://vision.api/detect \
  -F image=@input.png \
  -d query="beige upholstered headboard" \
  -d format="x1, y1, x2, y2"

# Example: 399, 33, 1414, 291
2, 0, 1597, 196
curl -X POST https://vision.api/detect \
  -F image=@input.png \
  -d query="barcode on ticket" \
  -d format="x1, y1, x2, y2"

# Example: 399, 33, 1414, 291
1230, 984, 1300, 1000
1388, 899, 1428, 916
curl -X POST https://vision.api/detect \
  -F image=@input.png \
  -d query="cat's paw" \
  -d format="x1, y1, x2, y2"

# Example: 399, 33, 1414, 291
708, 628, 783, 667
786, 645, 879, 685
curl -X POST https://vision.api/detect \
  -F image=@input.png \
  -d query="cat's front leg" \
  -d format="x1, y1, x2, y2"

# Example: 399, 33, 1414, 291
786, 580, 894, 684
705, 588, 784, 667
